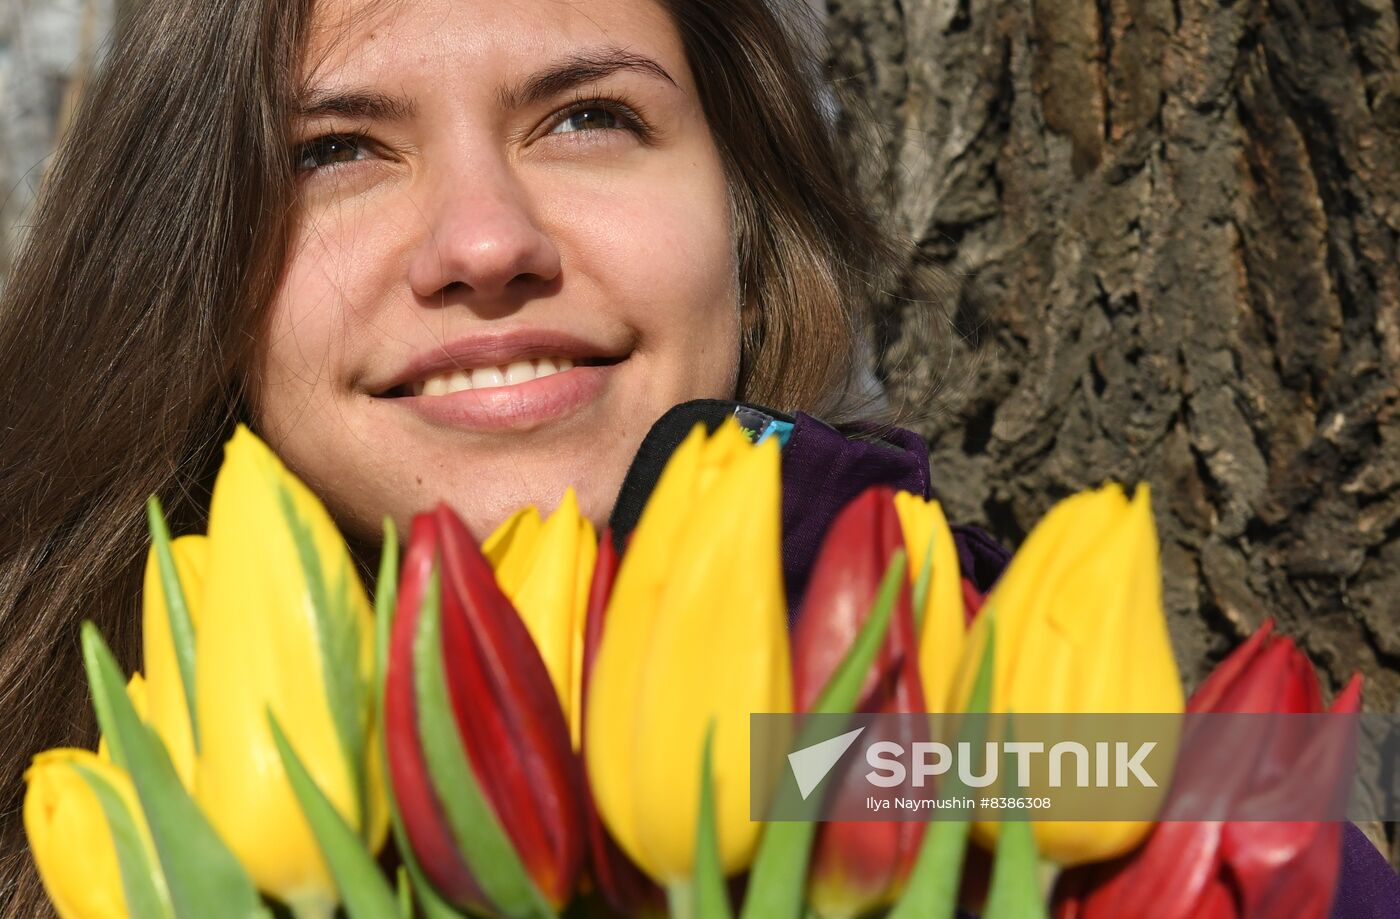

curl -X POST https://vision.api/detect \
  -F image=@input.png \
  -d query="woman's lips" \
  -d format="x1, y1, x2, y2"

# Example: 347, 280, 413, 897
385, 360, 619, 433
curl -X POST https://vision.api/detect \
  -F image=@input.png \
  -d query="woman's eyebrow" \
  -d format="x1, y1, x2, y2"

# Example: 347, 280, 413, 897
296, 88, 416, 122
498, 47, 678, 109
294, 47, 676, 123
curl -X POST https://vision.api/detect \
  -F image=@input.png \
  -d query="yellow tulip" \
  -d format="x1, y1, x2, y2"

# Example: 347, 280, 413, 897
892, 491, 965, 711
585, 420, 790, 885
194, 426, 386, 913
24, 749, 159, 919
950, 482, 1183, 865
483, 487, 597, 746
141, 535, 205, 787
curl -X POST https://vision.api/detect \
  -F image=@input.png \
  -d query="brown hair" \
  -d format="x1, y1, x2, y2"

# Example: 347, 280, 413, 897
0, 0, 899, 912
0, 0, 309, 911
662, 0, 899, 416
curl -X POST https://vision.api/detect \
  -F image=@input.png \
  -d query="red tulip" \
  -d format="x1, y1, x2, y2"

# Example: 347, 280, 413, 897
1053, 620, 1362, 919
961, 577, 986, 623
578, 530, 665, 917
384, 504, 585, 911
792, 486, 927, 918
793, 487, 925, 711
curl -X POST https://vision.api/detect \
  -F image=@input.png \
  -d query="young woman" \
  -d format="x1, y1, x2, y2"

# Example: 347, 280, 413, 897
1, 0, 1395, 916
0, 0, 912, 910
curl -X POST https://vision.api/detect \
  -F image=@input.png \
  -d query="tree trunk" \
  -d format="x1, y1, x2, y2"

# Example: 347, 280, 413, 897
0, 0, 113, 290
826, 0, 1400, 860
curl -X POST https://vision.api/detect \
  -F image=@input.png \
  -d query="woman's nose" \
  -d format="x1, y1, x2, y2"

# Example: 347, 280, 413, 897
406, 164, 562, 303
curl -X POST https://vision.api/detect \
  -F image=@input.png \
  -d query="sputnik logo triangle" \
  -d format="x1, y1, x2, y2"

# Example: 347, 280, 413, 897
787, 726, 865, 800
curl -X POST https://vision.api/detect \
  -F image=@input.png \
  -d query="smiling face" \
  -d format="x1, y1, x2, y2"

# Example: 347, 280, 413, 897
252, 0, 742, 542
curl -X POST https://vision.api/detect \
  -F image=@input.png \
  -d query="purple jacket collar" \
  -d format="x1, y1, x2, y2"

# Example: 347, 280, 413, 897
777, 410, 1008, 613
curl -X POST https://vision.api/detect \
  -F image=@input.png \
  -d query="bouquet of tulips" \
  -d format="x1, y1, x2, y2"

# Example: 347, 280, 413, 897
24, 421, 1361, 919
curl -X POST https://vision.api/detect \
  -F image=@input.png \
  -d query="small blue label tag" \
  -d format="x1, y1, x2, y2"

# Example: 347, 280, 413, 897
732, 406, 794, 447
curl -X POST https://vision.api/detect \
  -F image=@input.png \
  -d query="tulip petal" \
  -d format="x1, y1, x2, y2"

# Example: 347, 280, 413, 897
386, 518, 485, 909
197, 427, 382, 903
81, 623, 268, 919
812, 549, 908, 715
740, 550, 907, 919
586, 425, 710, 859
911, 538, 934, 629
434, 507, 584, 904
411, 571, 557, 919
950, 484, 1181, 865
628, 435, 788, 879
485, 490, 596, 744
797, 488, 927, 918
588, 424, 788, 886
483, 506, 543, 581
893, 492, 965, 712
578, 533, 664, 917
25, 749, 171, 919
375, 523, 466, 919
69, 760, 174, 919
278, 481, 369, 825
387, 801, 465, 919
794, 487, 916, 714
268, 712, 399, 919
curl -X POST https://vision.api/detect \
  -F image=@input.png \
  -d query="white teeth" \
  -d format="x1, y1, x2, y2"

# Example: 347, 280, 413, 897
413, 357, 581, 397
469, 366, 505, 389
504, 360, 535, 384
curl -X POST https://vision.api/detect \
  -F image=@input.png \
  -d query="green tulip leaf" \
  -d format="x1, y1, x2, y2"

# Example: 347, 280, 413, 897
278, 484, 369, 839
72, 761, 175, 919
687, 721, 733, 919
739, 550, 907, 919
983, 816, 1046, 919
396, 867, 413, 919
983, 689, 1047, 919
375, 517, 399, 705
81, 623, 270, 919
391, 811, 464, 919
145, 496, 200, 751
412, 570, 557, 919
267, 711, 398, 919
888, 615, 997, 919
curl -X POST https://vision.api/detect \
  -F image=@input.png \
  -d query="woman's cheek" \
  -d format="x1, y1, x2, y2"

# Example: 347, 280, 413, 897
558, 165, 740, 375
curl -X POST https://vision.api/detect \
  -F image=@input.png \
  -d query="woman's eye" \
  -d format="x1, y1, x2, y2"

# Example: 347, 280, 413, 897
294, 133, 370, 172
548, 105, 630, 137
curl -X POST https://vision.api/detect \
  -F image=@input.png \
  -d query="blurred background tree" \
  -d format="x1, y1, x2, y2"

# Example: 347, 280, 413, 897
0, 0, 114, 285
3, 0, 1397, 862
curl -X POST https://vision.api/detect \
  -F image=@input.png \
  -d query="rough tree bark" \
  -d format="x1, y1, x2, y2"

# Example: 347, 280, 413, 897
0, 0, 113, 289
826, 0, 1400, 859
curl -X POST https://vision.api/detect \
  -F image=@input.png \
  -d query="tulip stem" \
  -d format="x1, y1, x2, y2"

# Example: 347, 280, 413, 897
667, 880, 695, 919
